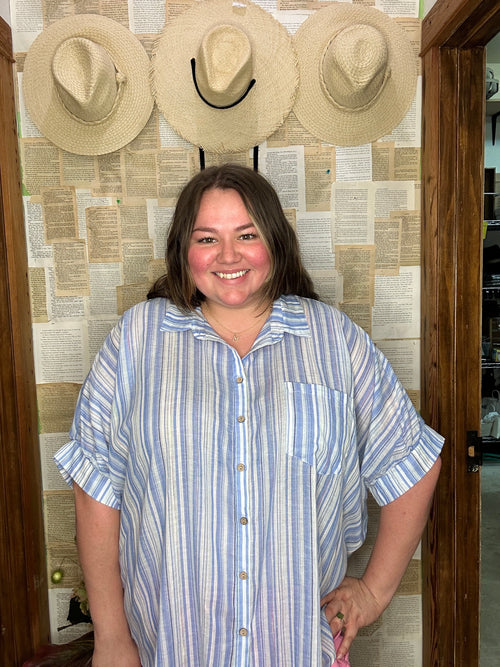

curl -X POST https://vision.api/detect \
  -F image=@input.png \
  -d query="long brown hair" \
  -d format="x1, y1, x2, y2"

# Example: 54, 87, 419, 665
148, 164, 319, 310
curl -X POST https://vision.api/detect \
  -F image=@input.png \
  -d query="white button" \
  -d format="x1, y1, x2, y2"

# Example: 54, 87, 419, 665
237, 415, 245, 423
237, 463, 245, 472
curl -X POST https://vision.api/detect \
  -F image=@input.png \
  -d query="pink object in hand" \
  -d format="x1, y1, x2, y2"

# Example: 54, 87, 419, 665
332, 631, 350, 666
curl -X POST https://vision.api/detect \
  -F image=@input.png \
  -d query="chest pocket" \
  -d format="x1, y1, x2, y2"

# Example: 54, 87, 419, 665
284, 381, 354, 476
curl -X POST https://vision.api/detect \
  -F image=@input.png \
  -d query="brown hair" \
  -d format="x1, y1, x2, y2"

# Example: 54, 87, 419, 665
148, 164, 319, 310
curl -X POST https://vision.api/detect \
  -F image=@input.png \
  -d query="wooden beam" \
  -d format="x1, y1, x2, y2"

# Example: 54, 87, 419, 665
421, 40, 484, 667
421, 0, 499, 54
0, 16, 49, 664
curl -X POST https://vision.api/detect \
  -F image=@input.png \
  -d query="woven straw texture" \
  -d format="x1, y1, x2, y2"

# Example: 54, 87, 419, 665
151, 0, 298, 154
23, 14, 154, 156
293, 3, 417, 147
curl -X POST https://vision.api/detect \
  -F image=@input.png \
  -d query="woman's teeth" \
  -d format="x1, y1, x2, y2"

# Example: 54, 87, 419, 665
215, 270, 248, 279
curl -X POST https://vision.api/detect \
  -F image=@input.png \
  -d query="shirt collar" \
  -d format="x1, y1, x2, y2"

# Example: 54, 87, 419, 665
160, 295, 312, 343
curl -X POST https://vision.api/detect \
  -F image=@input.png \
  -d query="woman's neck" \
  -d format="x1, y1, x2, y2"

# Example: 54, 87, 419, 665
201, 300, 272, 354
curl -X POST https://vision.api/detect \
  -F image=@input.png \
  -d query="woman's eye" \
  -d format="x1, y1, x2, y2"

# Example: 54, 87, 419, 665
197, 236, 216, 244
240, 233, 257, 240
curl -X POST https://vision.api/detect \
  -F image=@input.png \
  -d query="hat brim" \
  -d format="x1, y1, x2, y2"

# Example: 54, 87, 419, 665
151, 0, 298, 154
293, 4, 417, 147
23, 15, 154, 156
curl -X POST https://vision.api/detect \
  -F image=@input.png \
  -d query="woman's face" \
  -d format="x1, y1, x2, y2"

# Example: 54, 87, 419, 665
187, 188, 271, 310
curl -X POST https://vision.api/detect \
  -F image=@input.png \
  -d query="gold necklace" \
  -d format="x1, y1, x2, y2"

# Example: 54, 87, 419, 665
202, 304, 271, 342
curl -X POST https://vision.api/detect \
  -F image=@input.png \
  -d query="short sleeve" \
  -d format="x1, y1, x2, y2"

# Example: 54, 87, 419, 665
54, 319, 124, 508
344, 315, 444, 505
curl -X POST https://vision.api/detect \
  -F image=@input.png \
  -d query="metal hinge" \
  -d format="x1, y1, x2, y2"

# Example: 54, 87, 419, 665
467, 430, 482, 472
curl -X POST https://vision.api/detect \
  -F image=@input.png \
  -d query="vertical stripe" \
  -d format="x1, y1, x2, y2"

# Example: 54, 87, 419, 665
55, 295, 443, 666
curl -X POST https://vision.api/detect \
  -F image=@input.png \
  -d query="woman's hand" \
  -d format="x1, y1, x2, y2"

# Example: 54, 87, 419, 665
322, 459, 442, 660
321, 575, 385, 660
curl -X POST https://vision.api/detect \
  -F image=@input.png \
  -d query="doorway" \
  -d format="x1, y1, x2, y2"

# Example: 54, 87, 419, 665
421, 1, 500, 665
480, 32, 500, 666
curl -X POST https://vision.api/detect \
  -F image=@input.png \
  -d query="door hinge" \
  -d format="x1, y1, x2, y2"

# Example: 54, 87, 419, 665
467, 430, 482, 471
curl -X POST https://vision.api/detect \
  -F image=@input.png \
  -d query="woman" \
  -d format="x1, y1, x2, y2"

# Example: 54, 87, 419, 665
55, 164, 443, 666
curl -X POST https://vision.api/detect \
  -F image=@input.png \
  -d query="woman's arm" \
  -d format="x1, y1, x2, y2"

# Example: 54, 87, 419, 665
321, 456, 441, 659
74, 483, 141, 666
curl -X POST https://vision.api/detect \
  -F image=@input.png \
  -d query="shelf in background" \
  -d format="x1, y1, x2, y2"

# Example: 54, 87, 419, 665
482, 360, 500, 368
481, 437, 500, 454
486, 99, 500, 116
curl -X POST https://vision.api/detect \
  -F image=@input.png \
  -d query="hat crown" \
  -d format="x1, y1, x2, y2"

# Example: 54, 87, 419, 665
195, 25, 253, 107
52, 36, 120, 122
321, 24, 389, 111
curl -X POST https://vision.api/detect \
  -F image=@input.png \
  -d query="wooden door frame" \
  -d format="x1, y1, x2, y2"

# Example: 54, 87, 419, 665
420, 0, 500, 664
0, 16, 49, 664
0, 0, 498, 663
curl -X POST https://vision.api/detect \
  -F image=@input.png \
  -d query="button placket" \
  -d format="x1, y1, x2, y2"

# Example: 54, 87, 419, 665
234, 363, 250, 653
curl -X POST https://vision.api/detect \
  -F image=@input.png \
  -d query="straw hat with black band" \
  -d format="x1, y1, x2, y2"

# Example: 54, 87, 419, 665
151, 0, 298, 154
293, 3, 418, 147
23, 15, 154, 156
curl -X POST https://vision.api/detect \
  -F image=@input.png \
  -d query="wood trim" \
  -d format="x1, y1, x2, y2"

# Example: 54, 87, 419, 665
420, 0, 499, 663
0, 17, 14, 62
421, 0, 499, 54
420, 0, 475, 53
421, 44, 483, 666
0, 15, 49, 664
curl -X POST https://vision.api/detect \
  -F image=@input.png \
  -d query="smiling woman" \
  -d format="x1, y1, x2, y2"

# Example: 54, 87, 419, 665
188, 188, 272, 322
149, 165, 317, 356
54, 163, 443, 666
148, 164, 319, 311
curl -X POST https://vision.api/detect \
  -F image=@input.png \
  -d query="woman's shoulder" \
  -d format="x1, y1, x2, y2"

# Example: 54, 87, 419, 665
121, 296, 170, 320
288, 295, 375, 351
290, 295, 351, 327
116, 297, 172, 338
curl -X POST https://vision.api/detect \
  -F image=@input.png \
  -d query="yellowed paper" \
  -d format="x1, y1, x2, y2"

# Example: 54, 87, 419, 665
395, 147, 421, 181
157, 148, 193, 203
92, 151, 123, 197
392, 210, 421, 266
86, 206, 121, 263
304, 146, 335, 211
41, 186, 78, 243
117, 283, 149, 315
20, 138, 61, 196
123, 150, 158, 198
374, 218, 402, 275
336, 245, 376, 304
122, 240, 154, 285
118, 203, 150, 239
372, 142, 395, 181
37, 382, 82, 434
339, 302, 372, 336
44, 490, 77, 544
61, 152, 97, 187
53, 240, 90, 296
29, 266, 49, 322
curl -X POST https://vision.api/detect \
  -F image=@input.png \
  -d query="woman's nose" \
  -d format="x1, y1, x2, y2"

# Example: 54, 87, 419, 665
218, 240, 240, 263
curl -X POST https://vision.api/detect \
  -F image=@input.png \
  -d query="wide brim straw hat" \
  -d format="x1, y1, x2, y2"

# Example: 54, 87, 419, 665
151, 0, 298, 154
293, 3, 417, 147
23, 14, 154, 155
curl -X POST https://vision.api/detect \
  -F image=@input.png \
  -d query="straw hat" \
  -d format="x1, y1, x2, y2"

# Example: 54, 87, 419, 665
293, 4, 418, 146
23, 15, 154, 155
151, 0, 298, 154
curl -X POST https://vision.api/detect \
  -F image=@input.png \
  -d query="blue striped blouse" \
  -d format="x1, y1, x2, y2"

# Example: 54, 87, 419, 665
55, 295, 443, 666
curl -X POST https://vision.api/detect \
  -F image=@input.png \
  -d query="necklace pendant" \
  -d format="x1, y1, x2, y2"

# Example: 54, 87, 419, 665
232, 334, 239, 342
